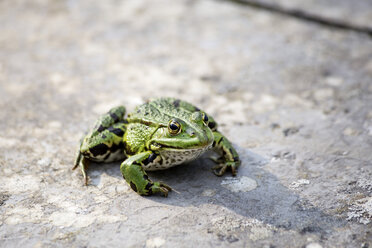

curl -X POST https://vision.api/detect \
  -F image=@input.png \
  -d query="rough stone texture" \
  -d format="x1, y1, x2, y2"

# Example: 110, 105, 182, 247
0, 0, 371, 247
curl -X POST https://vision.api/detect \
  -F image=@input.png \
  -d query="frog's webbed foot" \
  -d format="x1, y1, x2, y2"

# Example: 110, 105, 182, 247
212, 161, 239, 177
211, 131, 241, 177
120, 151, 172, 197
150, 182, 172, 197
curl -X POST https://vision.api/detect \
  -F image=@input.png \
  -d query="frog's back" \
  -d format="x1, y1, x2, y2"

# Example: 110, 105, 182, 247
127, 97, 198, 126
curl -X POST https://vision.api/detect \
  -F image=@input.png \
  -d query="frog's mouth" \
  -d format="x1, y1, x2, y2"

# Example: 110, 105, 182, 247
152, 142, 213, 151
149, 138, 213, 151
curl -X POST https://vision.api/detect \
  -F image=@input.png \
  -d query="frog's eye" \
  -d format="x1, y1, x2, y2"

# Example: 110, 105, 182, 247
168, 119, 181, 135
202, 113, 209, 126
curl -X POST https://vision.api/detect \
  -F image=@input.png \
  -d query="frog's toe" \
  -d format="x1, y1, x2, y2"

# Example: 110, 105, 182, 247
151, 182, 172, 197
83, 171, 88, 186
212, 164, 227, 177
72, 154, 90, 186
212, 162, 238, 177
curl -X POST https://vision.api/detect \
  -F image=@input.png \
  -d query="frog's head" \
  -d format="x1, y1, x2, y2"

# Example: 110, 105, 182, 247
149, 111, 214, 152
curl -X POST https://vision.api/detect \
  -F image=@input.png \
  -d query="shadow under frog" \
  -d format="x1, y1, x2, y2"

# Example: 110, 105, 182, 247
86, 147, 345, 234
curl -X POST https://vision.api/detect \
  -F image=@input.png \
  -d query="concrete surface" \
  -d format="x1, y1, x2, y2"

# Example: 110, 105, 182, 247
0, 0, 372, 247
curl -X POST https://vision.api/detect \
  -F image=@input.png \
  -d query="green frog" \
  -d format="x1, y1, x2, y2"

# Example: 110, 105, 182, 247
73, 98, 240, 197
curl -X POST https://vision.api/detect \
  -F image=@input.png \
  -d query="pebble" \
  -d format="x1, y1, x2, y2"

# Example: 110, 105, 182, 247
201, 189, 216, 197
37, 158, 51, 167
221, 176, 258, 193
146, 237, 165, 248
289, 179, 310, 189
343, 127, 359, 136
314, 88, 333, 101
306, 243, 323, 248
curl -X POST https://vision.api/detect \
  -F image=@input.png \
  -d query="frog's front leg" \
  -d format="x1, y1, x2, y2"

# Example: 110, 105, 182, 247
211, 131, 241, 176
120, 151, 172, 197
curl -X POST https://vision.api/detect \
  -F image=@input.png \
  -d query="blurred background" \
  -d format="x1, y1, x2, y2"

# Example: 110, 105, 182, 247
0, 0, 371, 247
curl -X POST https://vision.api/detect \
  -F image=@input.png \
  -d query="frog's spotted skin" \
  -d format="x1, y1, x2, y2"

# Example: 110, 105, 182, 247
74, 98, 241, 196
144, 146, 212, 171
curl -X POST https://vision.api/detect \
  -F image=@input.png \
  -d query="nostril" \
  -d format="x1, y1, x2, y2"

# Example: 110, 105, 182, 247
186, 128, 196, 136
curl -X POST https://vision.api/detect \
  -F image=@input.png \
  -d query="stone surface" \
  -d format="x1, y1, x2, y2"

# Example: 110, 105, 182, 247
0, 0, 371, 247
239, 0, 372, 28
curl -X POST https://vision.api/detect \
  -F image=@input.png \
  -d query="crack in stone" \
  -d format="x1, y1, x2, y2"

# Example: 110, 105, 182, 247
222, 0, 372, 37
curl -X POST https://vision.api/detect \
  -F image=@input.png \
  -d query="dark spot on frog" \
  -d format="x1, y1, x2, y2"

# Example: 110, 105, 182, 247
145, 112, 149, 116
90, 143, 109, 156
103, 153, 110, 160
229, 148, 234, 155
143, 153, 157, 165
212, 141, 216, 147
173, 99, 180, 107
108, 127, 124, 137
208, 121, 216, 130
145, 182, 153, 195
109, 112, 119, 122
122, 141, 127, 150
145, 182, 153, 190
143, 174, 149, 180
111, 141, 124, 152
218, 137, 224, 145
130, 182, 138, 192
97, 125, 105, 132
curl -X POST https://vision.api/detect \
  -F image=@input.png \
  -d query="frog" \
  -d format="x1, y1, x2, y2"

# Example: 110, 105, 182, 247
73, 97, 240, 197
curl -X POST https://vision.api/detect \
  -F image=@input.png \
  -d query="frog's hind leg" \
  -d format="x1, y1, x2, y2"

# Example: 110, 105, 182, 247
73, 106, 127, 185
120, 151, 172, 197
